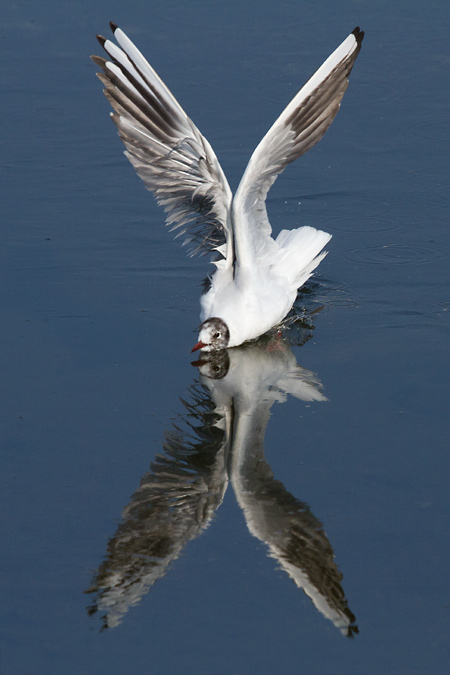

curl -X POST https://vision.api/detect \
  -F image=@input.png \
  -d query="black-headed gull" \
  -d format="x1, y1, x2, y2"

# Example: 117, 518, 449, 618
92, 24, 364, 351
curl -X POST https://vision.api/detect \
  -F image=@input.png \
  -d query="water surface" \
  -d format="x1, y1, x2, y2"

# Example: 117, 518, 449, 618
1, 1, 450, 673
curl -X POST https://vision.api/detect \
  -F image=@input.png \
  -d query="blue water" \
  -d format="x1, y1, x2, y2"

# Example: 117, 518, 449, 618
1, 1, 450, 673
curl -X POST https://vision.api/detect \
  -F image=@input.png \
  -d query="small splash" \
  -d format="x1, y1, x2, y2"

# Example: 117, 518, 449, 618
297, 277, 359, 310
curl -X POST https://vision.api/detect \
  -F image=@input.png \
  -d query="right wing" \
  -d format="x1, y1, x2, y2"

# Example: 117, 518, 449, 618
232, 28, 364, 265
92, 23, 233, 262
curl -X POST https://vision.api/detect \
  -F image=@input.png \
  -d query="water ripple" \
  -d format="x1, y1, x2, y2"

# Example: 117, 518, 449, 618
411, 119, 450, 142
342, 241, 450, 266
328, 213, 406, 234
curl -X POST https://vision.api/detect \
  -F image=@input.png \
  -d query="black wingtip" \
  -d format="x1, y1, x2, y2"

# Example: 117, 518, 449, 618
96, 34, 106, 48
90, 55, 107, 69
352, 26, 365, 45
109, 21, 118, 33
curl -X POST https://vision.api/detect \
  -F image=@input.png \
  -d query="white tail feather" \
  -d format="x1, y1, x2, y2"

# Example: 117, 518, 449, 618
273, 226, 331, 287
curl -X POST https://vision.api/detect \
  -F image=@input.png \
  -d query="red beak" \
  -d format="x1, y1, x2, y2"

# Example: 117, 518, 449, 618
191, 341, 206, 353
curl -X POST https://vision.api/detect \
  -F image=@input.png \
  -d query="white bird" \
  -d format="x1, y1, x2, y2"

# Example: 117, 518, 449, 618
92, 23, 364, 351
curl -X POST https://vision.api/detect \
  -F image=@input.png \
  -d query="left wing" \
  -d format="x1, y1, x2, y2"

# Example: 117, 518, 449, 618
92, 23, 233, 260
232, 27, 364, 265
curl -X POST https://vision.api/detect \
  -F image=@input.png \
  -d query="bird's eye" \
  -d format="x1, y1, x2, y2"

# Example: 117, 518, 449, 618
213, 332, 220, 339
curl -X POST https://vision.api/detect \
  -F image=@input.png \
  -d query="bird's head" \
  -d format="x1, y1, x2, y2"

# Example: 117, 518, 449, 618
191, 317, 230, 352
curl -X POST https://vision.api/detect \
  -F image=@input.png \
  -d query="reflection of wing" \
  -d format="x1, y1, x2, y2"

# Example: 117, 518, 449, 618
92, 24, 233, 259
200, 340, 357, 636
232, 452, 358, 637
86, 383, 228, 630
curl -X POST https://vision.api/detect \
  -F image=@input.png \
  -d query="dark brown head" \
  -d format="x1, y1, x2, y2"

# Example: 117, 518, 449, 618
191, 317, 230, 352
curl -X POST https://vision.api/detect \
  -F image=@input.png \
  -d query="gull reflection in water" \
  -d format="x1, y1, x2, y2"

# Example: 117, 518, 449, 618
86, 337, 357, 636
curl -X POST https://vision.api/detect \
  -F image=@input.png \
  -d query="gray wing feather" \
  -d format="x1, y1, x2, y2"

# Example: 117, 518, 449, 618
233, 28, 364, 264
92, 25, 233, 259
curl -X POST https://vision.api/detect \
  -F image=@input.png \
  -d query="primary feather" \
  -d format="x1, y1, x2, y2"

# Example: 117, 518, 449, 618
92, 23, 233, 260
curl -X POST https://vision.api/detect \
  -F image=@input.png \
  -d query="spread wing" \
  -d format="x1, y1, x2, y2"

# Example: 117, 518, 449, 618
232, 27, 364, 265
92, 23, 233, 261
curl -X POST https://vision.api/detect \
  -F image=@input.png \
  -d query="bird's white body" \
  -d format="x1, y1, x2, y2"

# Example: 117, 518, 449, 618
92, 24, 363, 350
201, 226, 331, 347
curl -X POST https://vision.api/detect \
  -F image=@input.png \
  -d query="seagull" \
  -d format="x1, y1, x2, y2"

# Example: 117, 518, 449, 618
92, 24, 364, 351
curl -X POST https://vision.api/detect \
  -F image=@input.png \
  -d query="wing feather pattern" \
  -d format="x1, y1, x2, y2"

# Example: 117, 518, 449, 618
232, 28, 364, 264
92, 23, 233, 261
